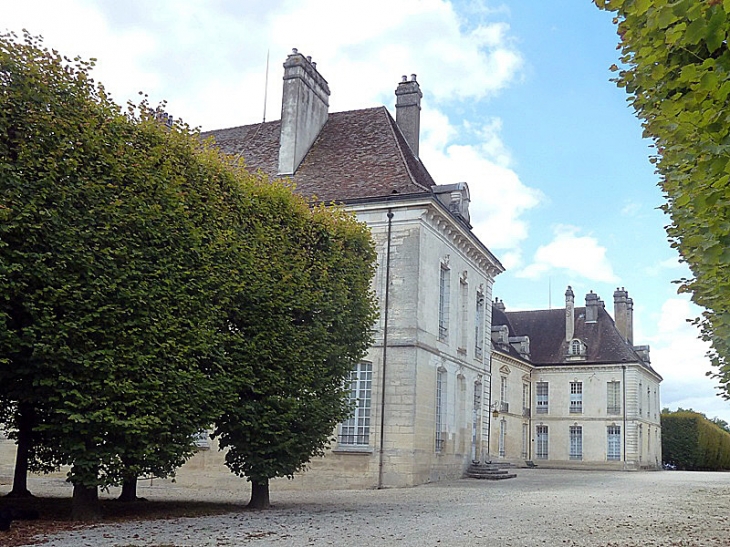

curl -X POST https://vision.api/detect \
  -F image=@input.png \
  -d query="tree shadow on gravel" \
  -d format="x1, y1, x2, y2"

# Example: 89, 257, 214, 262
0, 496, 247, 547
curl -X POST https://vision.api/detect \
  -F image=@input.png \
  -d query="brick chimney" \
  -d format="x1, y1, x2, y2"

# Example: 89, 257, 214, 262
278, 49, 330, 176
585, 291, 600, 323
565, 286, 575, 341
613, 287, 634, 345
395, 74, 422, 158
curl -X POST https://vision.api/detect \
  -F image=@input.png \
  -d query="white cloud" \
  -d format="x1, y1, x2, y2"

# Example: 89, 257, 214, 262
517, 225, 619, 283
4, 0, 523, 128
3, 0, 539, 267
648, 297, 730, 424
420, 113, 543, 254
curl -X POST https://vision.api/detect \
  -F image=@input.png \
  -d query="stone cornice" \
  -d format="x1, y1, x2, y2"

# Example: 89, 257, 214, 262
421, 208, 503, 278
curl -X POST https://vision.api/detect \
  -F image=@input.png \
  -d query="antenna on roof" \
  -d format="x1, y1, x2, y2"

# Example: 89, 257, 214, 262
262, 49, 270, 123
548, 277, 552, 309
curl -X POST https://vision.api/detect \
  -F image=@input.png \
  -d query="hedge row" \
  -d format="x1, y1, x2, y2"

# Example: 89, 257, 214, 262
661, 412, 730, 470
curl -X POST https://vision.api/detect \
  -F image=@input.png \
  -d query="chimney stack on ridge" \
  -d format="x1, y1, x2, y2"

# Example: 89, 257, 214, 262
585, 291, 600, 323
565, 286, 575, 341
395, 74, 422, 158
613, 287, 634, 345
278, 49, 330, 175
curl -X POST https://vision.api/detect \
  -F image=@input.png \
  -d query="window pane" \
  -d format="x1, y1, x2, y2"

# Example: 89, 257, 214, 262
339, 362, 372, 446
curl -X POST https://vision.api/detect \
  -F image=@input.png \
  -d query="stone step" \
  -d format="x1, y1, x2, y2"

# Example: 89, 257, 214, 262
465, 462, 517, 480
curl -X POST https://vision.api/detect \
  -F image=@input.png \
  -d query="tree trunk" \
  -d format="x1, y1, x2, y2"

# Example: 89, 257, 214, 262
7, 403, 34, 498
248, 479, 270, 509
118, 476, 138, 502
72, 484, 101, 521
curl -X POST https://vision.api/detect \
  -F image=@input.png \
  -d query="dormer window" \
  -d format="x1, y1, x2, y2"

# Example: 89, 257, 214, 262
567, 338, 586, 359
570, 340, 581, 355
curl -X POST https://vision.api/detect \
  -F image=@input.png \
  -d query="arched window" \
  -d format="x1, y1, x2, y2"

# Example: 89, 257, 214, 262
571, 339, 582, 355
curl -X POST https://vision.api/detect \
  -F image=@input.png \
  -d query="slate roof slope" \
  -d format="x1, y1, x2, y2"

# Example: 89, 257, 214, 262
201, 106, 434, 203
493, 305, 657, 372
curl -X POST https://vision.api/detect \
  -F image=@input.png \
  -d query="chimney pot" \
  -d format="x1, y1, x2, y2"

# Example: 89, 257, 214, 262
291, 48, 298, 54
401, 75, 408, 82
411, 73, 417, 81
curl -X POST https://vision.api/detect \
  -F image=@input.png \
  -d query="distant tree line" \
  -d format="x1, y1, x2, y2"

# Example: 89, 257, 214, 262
661, 409, 730, 471
0, 31, 377, 520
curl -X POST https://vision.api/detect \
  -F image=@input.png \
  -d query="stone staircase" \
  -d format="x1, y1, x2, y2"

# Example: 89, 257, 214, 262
465, 461, 517, 480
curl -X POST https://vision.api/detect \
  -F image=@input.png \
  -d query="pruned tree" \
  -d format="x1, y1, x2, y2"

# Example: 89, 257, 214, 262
0, 31, 235, 519
594, 0, 730, 400
212, 189, 378, 509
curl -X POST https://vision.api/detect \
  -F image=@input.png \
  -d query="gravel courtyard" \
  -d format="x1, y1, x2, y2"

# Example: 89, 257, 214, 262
17, 469, 730, 547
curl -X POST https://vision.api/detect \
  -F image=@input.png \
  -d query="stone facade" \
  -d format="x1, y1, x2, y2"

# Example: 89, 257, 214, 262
488, 288, 663, 470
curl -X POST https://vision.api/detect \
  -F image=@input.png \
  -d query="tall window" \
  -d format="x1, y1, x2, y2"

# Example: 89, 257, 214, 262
569, 425, 583, 460
435, 368, 446, 452
459, 277, 468, 350
499, 419, 506, 457
570, 382, 583, 414
639, 381, 643, 416
607, 425, 621, 461
500, 376, 509, 412
536, 382, 549, 414
522, 383, 530, 416
438, 265, 450, 342
647, 386, 651, 420
474, 293, 484, 359
607, 381, 621, 415
536, 425, 548, 459
339, 362, 373, 446
521, 423, 529, 459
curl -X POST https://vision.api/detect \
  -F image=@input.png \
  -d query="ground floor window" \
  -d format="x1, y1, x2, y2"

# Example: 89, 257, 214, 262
607, 425, 621, 461
536, 425, 548, 459
521, 423, 528, 459
339, 362, 372, 446
569, 425, 582, 460
435, 368, 446, 452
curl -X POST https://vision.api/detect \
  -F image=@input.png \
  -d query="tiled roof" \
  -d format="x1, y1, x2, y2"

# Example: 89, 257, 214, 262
492, 305, 658, 373
201, 106, 434, 203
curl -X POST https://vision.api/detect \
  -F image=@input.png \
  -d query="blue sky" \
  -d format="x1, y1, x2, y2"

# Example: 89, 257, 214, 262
4, 0, 729, 424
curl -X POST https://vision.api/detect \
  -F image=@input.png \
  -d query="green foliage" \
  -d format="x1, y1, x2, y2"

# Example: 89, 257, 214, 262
0, 30, 234, 489
212, 186, 378, 490
595, 0, 730, 400
661, 410, 730, 470
0, 30, 378, 509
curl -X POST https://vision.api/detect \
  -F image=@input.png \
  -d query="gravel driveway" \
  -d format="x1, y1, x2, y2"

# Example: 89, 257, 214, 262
23, 469, 730, 547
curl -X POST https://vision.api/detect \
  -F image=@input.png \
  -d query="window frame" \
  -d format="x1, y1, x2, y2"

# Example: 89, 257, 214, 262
570, 381, 583, 414
536, 381, 549, 414
338, 362, 373, 447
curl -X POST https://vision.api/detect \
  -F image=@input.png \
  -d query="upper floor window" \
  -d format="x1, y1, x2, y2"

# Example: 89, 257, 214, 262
607, 381, 621, 415
570, 382, 583, 414
522, 383, 530, 416
474, 292, 485, 359
639, 381, 643, 416
459, 275, 468, 351
570, 340, 582, 355
438, 265, 450, 342
536, 382, 549, 414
